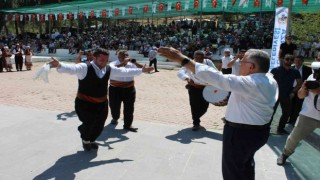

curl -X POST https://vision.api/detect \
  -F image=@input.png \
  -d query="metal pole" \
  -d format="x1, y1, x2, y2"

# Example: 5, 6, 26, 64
77, 6, 79, 35
49, 9, 51, 35
260, 0, 263, 26
200, 0, 203, 33
287, 0, 293, 35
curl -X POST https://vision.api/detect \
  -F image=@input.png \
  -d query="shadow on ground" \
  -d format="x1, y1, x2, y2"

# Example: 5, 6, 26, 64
165, 127, 223, 144
33, 151, 133, 180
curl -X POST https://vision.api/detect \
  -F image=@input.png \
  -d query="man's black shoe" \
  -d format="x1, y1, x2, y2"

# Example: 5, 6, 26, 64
192, 125, 203, 131
111, 119, 118, 125
155, 70, 159, 72
277, 154, 289, 165
82, 142, 91, 151
91, 142, 99, 150
277, 129, 289, 135
124, 126, 138, 132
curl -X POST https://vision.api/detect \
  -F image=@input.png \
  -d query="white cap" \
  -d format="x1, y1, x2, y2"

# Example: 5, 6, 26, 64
224, 48, 230, 52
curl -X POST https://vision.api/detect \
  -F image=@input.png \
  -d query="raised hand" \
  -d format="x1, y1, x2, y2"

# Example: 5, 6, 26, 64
142, 64, 154, 73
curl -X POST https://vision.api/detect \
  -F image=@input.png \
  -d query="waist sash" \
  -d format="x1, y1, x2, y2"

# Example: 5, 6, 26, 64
77, 92, 107, 103
110, 80, 134, 88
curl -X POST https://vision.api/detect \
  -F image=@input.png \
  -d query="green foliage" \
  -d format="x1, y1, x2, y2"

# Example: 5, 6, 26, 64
291, 13, 320, 44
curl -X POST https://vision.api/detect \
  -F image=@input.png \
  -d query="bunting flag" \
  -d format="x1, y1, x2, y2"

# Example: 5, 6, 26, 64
49, 14, 53, 21
90, 10, 94, 18
152, 4, 156, 13
277, 0, 283, 6
15, 14, 20, 22
176, 2, 181, 10
40, 14, 45, 22
102, 9, 106, 17
222, 0, 228, 8
37, 14, 40, 21
159, 3, 164, 12
129, 6, 133, 14
45, 14, 48, 21
20, 15, 23, 22
243, 0, 249, 7
168, 2, 172, 11
316, 0, 320, 4
239, 0, 247, 6
194, 0, 199, 8
115, 8, 119, 16
108, 9, 113, 17
203, 0, 207, 7
143, 5, 148, 13
122, 7, 125, 16
58, 13, 63, 21
293, 0, 296, 5
302, 0, 308, 5
54, 14, 57, 20
212, 0, 217, 8
68, 12, 73, 20
79, 11, 83, 19
265, 0, 272, 7
254, 0, 260, 7
232, 0, 237, 6
185, 0, 190, 10
24, 14, 29, 21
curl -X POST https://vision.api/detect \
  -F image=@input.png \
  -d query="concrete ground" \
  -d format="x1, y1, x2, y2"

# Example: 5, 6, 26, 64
0, 60, 319, 179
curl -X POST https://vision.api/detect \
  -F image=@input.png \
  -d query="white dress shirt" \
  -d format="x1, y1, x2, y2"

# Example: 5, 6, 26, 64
178, 59, 217, 84
231, 58, 240, 76
57, 61, 142, 80
299, 75, 320, 121
221, 55, 233, 69
109, 60, 142, 82
194, 63, 279, 125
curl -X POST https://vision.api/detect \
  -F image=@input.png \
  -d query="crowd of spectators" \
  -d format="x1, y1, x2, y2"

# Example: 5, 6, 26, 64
0, 16, 319, 60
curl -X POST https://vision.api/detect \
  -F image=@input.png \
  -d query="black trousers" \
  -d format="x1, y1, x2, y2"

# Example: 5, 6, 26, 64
270, 97, 291, 131
15, 56, 23, 71
222, 68, 232, 74
149, 58, 158, 71
0, 58, 3, 72
75, 98, 108, 142
109, 86, 136, 128
222, 124, 270, 180
187, 85, 209, 126
289, 94, 304, 124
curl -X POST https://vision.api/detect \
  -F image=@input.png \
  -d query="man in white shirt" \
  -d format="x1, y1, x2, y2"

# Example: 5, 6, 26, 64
148, 46, 159, 72
227, 49, 246, 76
157, 47, 278, 180
177, 50, 217, 131
49, 48, 153, 151
109, 50, 152, 132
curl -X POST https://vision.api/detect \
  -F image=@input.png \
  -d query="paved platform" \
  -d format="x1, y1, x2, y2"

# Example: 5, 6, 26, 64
0, 105, 319, 180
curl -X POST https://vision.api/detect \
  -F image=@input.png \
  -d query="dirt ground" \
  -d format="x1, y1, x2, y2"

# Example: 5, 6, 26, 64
0, 62, 226, 130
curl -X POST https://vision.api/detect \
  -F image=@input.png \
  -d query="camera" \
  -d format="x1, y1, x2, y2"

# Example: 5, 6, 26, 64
305, 62, 320, 89
129, 58, 136, 63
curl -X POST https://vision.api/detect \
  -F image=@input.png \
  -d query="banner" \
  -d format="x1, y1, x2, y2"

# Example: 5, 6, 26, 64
270, 7, 288, 70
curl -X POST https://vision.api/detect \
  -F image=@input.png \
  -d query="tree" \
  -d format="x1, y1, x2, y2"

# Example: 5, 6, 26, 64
291, 13, 320, 44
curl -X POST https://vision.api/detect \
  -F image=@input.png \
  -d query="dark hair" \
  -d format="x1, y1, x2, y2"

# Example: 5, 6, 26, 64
93, 48, 109, 57
295, 55, 304, 61
194, 50, 204, 57
284, 54, 294, 61
240, 49, 247, 52
246, 49, 270, 73
118, 50, 128, 56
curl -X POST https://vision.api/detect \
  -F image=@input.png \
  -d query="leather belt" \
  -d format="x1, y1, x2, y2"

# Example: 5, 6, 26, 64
225, 120, 269, 130
77, 92, 107, 103
110, 80, 134, 88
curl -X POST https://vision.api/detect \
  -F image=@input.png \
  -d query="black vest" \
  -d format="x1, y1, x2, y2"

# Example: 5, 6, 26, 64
78, 64, 110, 98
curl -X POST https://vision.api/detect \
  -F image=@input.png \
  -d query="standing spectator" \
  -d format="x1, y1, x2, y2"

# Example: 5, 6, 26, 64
288, 56, 312, 125
204, 47, 213, 60
24, 46, 33, 70
157, 47, 278, 180
279, 35, 297, 64
0, 47, 3, 72
109, 50, 152, 132
3, 46, 12, 72
277, 72, 320, 165
148, 46, 159, 72
227, 49, 247, 76
12, 43, 24, 71
177, 50, 217, 131
270, 54, 302, 134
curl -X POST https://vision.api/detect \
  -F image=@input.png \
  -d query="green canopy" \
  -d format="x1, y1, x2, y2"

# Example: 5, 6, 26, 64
1, 0, 319, 19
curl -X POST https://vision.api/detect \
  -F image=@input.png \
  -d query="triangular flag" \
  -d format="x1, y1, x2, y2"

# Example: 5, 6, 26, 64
302, 0, 309, 5
185, 0, 190, 10
277, 0, 283, 6
194, 0, 199, 8
129, 6, 133, 14
176, 2, 181, 10
152, 4, 156, 13
122, 7, 125, 16
232, 0, 237, 6
159, 3, 164, 12
222, 0, 228, 8
168, 2, 172, 11
239, 0, 247, 6
254, 0, 260, 7
293, 0, 296, 5
243, 0, 249, 7
108, 9, 113, 17
143, 5, 148, 13
203, 0, 207, 7
265, 0, 272, 7
212, 0, 218, 8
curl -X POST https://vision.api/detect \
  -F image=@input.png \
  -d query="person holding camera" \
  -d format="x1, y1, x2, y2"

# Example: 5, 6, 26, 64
109, 50, 150, 132
277, 62, 320, 165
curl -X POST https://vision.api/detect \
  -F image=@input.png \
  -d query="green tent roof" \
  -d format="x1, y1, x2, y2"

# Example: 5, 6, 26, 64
1, 0, 319, 19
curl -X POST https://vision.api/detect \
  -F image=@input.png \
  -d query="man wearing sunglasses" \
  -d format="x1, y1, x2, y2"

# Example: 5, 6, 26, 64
279, 35, 297, 64
270, 54, 302, 134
